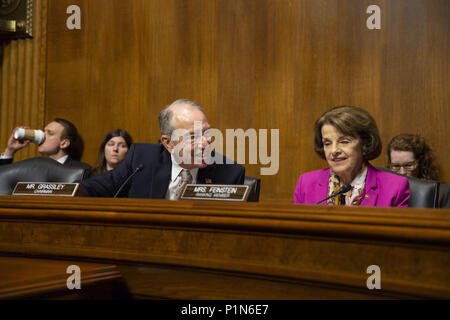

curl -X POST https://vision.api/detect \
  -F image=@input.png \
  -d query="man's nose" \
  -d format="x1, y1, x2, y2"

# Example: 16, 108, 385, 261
398, 167, 407, 175
194, 135, 209, 148
201, 135, 210, 148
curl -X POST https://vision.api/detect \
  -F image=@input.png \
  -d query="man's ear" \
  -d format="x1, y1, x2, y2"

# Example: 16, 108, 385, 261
160, 135, 172, 153
60, 138, 70, 151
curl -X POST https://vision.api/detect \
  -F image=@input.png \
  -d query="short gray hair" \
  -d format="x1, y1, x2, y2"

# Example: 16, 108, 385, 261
158, 99, 205, 136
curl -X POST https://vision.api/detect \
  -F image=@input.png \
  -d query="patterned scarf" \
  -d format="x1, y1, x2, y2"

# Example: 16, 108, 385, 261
326, 168, 367, 206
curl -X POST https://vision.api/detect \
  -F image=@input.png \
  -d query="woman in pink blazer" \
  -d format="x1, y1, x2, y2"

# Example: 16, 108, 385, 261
294, 106, 410, 207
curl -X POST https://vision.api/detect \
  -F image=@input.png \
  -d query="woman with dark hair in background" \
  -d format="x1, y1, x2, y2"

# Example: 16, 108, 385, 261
89, 129, 134, 177
294, 105, 410, 207
387, 133, 449, 208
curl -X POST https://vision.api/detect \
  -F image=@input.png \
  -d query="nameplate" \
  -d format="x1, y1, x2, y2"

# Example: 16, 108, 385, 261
12, 182, 80, 197
181, 184, 252, 201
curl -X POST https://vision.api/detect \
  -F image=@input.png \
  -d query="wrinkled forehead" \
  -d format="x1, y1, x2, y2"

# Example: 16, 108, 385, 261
172, 106, 208, 131
321, 124, 353, 139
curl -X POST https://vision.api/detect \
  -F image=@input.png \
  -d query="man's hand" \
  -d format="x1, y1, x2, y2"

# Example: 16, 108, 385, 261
3, 126, 30, 157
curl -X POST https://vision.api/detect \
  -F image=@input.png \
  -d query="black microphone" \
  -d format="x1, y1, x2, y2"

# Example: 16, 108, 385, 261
315, 184, 352, 205
113, 164, 144, 198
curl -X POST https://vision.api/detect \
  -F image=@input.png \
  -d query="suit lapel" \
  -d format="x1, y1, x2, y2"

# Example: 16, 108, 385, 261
197, 152, 217, 184
197, 165, 213, 184
150, 149, 172, 198
361, 164, 378, 206
316, 169, 331, 204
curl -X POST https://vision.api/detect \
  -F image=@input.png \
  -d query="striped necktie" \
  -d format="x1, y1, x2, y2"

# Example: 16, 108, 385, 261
175, 169, 193, 200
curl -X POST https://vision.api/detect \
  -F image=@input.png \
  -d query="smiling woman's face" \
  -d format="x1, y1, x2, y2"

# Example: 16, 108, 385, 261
321, 124, 364, 184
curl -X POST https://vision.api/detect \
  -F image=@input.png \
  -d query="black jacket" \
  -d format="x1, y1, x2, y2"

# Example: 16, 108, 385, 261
80, 143, 245, 198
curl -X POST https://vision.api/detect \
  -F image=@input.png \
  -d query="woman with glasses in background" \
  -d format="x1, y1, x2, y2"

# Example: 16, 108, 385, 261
387, 134, 449, 208
387, 134, 440, 180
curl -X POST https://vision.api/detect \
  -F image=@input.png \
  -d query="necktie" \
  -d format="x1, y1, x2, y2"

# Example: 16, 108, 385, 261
174, 169, 193, 200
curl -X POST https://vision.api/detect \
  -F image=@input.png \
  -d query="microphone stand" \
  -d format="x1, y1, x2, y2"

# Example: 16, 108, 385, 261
315, 184, 352, 205
113, 164, 144, 198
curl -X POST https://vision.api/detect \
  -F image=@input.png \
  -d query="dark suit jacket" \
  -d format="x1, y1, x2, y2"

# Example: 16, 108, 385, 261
0, 156, 90, 169
80, 143, 245, 198
63, 157, 91, 170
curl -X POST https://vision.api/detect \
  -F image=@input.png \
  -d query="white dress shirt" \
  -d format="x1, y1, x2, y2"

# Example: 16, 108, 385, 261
347, 165, 368, 205
57, 155, 68, 164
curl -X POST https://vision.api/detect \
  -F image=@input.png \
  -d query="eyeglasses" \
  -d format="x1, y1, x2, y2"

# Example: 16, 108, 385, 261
390, 161, 417, 172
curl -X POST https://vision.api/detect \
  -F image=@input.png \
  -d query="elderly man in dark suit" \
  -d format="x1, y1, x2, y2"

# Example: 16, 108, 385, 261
80, 99, 245, 199
0, 118, 90, 169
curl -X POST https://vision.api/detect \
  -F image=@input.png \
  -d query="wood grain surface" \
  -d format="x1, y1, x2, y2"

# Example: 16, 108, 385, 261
1, 196, 450, 299
0, 0, 47, 161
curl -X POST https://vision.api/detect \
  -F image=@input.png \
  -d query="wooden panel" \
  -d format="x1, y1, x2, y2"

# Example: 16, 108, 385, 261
42, 0, 450, 201
0, 256, 126, 299
1, 196, 450, 299
117, 264, 388, 300
0, 0, 47, 161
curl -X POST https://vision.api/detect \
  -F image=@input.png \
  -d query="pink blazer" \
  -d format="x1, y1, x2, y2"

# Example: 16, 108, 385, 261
294, 164, 410, 207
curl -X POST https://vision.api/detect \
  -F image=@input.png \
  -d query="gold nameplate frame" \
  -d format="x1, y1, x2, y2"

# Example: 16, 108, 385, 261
12, 182, 79, 197
0, 0, 33, 39
181, 184, 252, 202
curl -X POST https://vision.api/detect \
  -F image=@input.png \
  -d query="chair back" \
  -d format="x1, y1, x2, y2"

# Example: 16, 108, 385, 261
0, 157, 87, 195
376, 167, 439, 208
438, 183, 450, 208
406, 176, 439, 208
